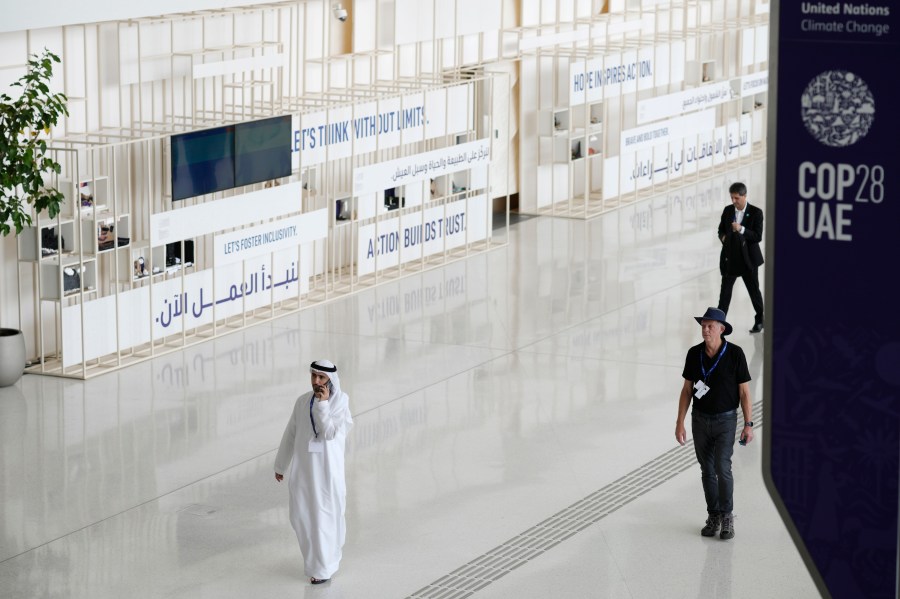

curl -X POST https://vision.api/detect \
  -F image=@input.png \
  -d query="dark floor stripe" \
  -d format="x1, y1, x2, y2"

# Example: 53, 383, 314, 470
407, 400, 764, 599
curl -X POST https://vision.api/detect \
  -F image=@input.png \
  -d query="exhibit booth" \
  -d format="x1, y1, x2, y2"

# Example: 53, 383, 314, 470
0, 0, 768, 378
518, 0, 769, 216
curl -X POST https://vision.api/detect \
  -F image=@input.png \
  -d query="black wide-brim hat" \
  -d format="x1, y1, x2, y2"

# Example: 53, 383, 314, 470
694, 307, 733, 336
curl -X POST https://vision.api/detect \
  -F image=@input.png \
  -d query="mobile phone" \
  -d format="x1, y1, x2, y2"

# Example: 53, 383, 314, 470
739, 436, 747, 446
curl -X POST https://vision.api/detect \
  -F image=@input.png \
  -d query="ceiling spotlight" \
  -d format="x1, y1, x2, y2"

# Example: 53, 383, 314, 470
333, 3, 348, 22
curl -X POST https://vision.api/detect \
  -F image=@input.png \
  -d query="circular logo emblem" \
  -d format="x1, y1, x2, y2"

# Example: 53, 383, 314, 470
800, 70, 875, 147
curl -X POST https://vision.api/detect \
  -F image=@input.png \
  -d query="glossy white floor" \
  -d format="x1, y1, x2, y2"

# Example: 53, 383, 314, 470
0, 161, 820, 599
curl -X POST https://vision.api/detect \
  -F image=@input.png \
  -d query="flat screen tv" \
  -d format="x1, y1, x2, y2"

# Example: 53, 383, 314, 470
171, 126, 235, 201
234, 115, 291, 187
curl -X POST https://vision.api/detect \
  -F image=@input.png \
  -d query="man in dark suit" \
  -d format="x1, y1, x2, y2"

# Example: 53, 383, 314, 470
717, 182, 764, 333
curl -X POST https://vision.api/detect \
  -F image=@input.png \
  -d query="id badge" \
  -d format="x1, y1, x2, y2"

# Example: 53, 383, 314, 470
308, 439, 324, 453
693, 380, 710, 399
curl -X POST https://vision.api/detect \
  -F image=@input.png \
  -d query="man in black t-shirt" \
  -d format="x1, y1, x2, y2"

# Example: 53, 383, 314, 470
675, 307, 754, 540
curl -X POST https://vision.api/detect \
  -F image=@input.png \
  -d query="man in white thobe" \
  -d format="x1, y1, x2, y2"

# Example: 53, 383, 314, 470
275, 359, 353, 584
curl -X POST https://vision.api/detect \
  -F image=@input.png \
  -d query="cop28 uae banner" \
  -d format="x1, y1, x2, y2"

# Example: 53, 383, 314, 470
765, 2, 899, 598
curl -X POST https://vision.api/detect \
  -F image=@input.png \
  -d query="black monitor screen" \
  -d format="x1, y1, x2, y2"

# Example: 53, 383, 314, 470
234, 115, 292, 187
165, 240, 195, 267
171, 127, 235, 202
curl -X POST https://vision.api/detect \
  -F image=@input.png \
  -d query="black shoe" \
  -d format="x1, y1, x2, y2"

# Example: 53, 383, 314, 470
701, 514, 721, 537
749, 323, 763, 333
720, 514, 734, 540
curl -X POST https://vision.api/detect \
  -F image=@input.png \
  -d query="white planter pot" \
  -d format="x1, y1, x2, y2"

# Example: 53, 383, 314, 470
0, 328, 26, 387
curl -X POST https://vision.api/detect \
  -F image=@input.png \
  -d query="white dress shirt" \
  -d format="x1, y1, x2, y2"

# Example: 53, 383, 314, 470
735, 203, 748, 234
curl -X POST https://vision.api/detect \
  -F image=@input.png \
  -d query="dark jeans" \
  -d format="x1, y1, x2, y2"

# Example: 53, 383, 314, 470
692, 409, 738, 515
718, 267, 764, 325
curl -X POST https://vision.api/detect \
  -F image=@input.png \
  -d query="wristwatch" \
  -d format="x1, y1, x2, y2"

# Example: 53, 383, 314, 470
744, 421, 754, 428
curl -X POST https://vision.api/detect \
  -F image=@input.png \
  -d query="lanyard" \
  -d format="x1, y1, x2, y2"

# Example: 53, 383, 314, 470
700, 341, 727, 382
309, 396, 318, 438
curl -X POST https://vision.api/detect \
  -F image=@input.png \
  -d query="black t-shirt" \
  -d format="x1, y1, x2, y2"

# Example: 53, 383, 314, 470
682, 341, 751, 414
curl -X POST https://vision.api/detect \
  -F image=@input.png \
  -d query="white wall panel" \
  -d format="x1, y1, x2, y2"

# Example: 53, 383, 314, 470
446, 84, 473, 135
538, 55, 554, 108
354, 0, 377, 52
377, 52, 395, 80
61, 295, 117, 368
670, 40, 686, 85
457, 0, 500, 36
330, 60, 350, 88
542, 0, 557, 24
0, 30, 26, 71
441, 39, 456, 69
520, 55, 539, 210
482, 30, 499, 63
521, 2, 539, 27
63, 26, 86, 99
603, 156, 620, 200
741, 27, 755, 67
398, 44, 417, 78
754, 25, 768, 64
435, 0, 456, 39
234, 11, 262, 45
462, 34, 480, 65
395, 0, 433, 45
98, 24, 120, 128
654, 43, 670, 88
301, 61, 321, 94
424, 88, 447, 139
377, 0, 396, 48
30, 28, 64, 86
418, 41, 435, 73
306, 1, 325, 59
202, 15, 233, 50
353, 55, 373, 85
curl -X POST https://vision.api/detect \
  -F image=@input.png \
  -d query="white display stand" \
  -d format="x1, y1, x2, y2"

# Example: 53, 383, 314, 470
12, 73, 503, 378
520, 7, 769, 218
0, 0, 771, 376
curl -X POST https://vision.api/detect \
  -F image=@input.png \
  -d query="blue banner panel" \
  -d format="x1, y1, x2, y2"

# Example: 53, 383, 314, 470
769, 2, 899, 598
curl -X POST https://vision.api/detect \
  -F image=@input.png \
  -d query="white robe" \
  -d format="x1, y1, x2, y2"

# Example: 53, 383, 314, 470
274, 390, 352, 579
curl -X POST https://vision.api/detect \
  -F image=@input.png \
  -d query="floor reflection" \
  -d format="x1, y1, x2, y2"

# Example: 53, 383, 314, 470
0, 160, 817, 599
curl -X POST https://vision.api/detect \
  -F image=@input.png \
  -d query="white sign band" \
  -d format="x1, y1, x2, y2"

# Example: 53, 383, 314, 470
214, 209, 327, 266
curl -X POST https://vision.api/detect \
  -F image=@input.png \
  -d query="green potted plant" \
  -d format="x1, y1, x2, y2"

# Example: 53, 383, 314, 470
0, 49, 68, 386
